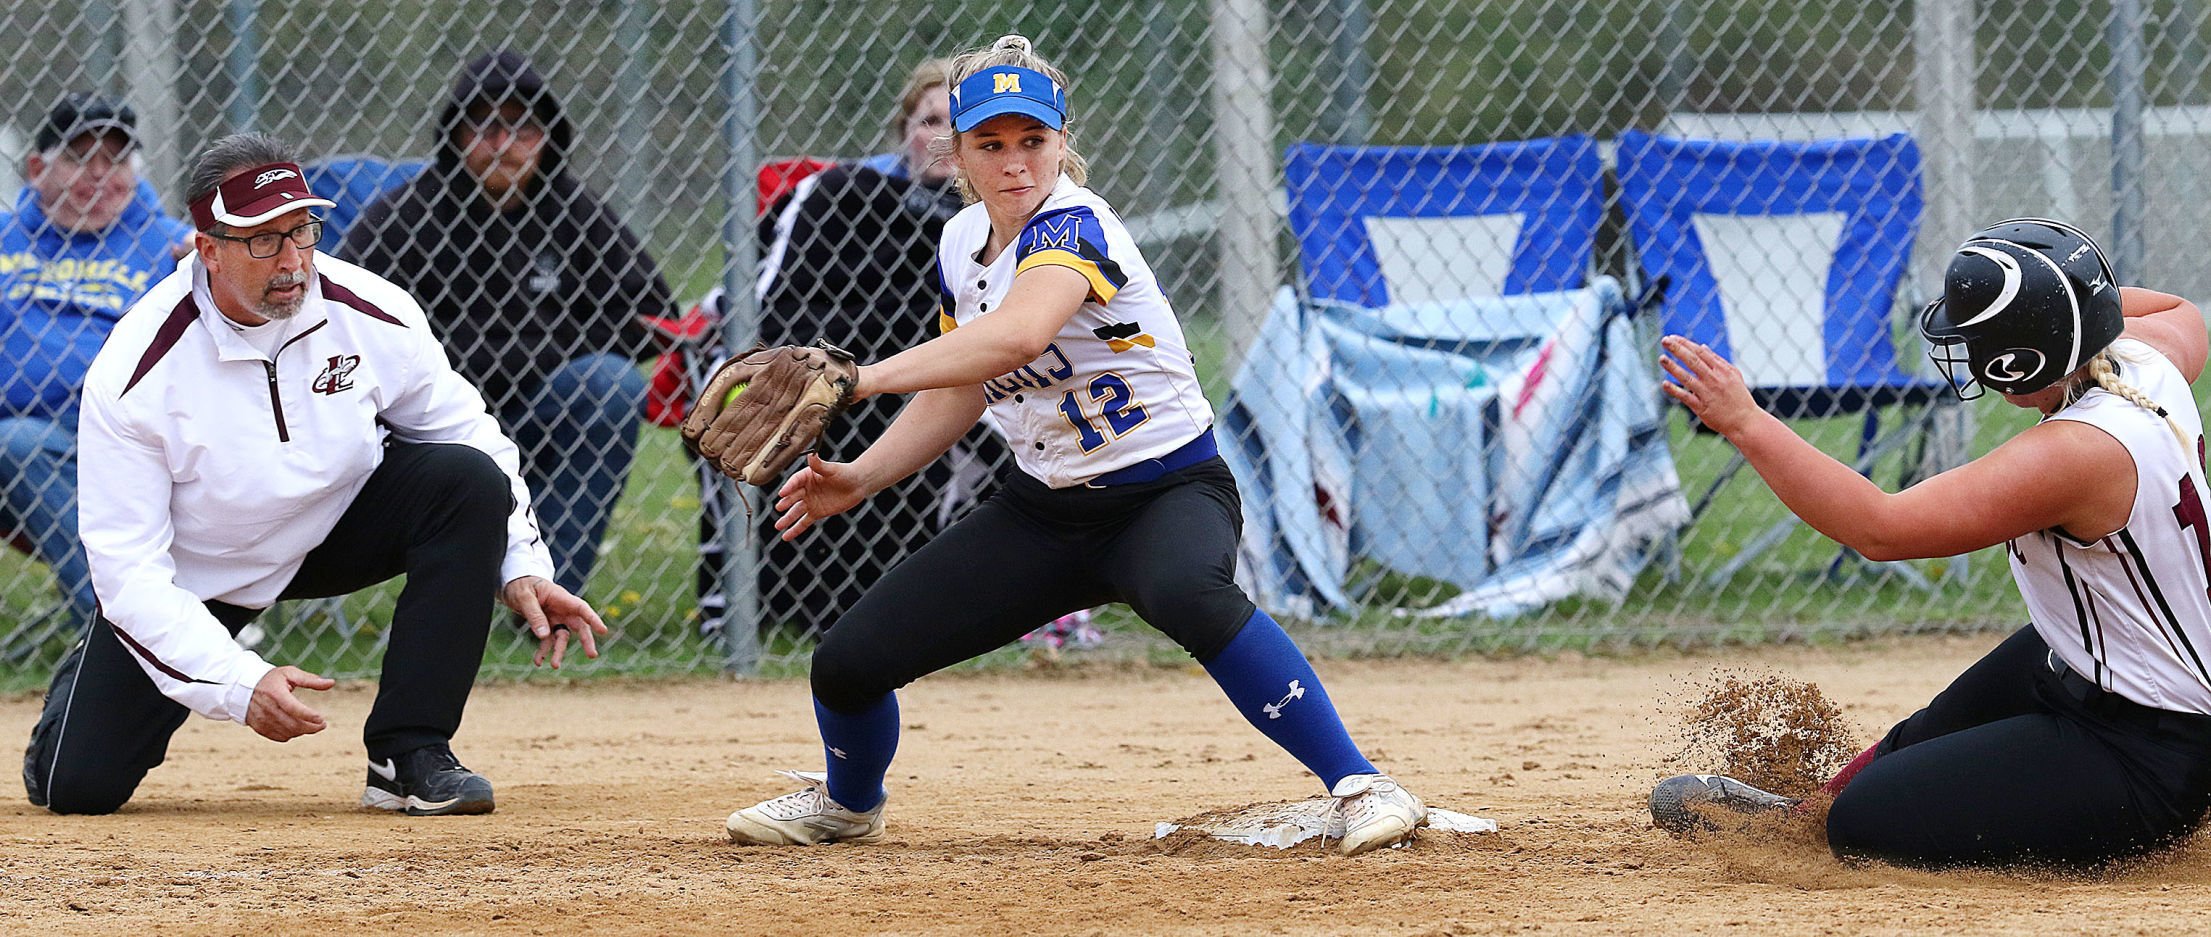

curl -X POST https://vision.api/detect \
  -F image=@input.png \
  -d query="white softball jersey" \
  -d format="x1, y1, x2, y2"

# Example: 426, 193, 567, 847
77, 252, 556, 723
935, 175, 1213, 488
2011, 338, 2211, 714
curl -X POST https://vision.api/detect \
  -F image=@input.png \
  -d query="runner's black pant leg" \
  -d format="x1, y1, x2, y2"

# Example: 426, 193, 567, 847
1828, 699, 2211, 868
1871, 626, 2050, 756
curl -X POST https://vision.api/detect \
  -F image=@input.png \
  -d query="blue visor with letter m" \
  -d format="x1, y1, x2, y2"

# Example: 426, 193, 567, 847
951, 65, 1066, 132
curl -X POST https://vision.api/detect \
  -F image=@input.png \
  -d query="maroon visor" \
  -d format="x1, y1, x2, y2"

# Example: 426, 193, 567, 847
188, 161, 335, 231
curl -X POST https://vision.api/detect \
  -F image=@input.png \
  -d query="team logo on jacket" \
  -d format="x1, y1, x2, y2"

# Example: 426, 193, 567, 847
312, 354, 362, 395
1092, 321, 1156, 353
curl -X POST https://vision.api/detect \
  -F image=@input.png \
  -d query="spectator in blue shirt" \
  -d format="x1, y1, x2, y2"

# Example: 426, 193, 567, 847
0, 93, 191, 634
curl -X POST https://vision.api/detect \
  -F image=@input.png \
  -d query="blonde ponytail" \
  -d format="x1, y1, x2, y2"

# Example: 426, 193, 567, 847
941, 34, 1089, 204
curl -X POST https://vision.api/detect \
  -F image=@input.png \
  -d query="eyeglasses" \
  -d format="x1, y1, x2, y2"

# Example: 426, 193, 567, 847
209, 217, 323, 259
465, 113, 547, 140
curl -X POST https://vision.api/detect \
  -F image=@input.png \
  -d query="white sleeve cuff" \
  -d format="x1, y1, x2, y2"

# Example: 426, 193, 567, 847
220, 658, 277, 725
500, 545, 558, 587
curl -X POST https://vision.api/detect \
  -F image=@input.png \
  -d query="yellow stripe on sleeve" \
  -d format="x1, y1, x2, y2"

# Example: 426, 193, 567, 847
1016, 250, 1120, 304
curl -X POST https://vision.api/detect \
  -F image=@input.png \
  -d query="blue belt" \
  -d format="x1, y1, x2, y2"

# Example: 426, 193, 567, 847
1084, 429, 1218, 488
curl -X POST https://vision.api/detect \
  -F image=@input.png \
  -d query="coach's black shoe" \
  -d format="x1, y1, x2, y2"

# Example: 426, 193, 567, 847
1649, 773, 1797, 834
361, 742, 496, 816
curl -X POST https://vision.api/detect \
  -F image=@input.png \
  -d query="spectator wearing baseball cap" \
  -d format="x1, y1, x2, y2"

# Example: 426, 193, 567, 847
340, 50, 672, 598
0, 92, 191, 642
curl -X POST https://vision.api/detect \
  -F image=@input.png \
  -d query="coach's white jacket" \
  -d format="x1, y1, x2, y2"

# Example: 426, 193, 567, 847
77, 252, 555, 724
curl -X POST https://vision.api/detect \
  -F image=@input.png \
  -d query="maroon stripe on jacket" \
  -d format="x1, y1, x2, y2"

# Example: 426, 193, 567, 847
108, 620, 219, 686
121, 295, 202, 396
319, 274, 407, 328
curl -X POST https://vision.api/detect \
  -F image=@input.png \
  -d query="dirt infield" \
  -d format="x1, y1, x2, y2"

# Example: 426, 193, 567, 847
4, 632, 2209, 936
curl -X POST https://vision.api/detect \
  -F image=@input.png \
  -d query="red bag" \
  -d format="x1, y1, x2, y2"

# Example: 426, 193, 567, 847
641, 157, 833, 427
641, 299, 720, 427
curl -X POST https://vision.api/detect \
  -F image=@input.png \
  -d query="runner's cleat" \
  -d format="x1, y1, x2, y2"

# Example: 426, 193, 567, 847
1649, 773, 1798, 834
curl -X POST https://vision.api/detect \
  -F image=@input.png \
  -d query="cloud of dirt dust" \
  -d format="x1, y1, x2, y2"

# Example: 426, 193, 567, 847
1666, 670, 1861, 798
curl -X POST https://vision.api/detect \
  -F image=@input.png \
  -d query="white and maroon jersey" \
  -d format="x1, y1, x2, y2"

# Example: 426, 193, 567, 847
934, 175, 1212, 488
2011, 338, 2211, 714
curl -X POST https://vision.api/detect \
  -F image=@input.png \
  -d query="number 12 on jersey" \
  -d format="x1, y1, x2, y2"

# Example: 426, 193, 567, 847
1058, 373, 1150, 453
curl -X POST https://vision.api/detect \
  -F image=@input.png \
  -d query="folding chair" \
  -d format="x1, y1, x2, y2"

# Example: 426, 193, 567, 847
1283, 136, 1605, 306
1228, 139, 1676, 613
302, 155, 430, 251
1614, 130, 1959, 586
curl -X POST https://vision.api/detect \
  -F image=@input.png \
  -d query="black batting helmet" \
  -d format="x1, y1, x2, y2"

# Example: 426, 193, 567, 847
1919, 217, 2122, 399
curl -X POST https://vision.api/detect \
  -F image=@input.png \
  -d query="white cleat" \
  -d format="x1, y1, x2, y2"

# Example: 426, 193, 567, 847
725, 770, 886, 846
1331, 773, 1427, 856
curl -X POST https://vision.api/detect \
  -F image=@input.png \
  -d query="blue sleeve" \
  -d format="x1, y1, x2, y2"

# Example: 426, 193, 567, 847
1012, 206, 1128, 303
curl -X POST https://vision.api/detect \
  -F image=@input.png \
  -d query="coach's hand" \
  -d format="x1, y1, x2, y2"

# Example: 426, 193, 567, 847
1659, 335, 1763, 438
503, 575, 609, 669
247, 665, 334, 742
773, 454, 867, 542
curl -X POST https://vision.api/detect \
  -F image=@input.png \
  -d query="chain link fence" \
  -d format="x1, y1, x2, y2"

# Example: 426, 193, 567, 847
0, 0, 2202, 684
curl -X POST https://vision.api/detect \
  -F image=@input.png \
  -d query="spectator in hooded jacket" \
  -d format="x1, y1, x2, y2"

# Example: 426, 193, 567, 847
0, 93, 191, 636
340, 51, 672, 596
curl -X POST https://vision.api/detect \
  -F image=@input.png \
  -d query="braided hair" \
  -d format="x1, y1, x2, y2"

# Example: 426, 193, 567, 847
2061, 347, 2190, 451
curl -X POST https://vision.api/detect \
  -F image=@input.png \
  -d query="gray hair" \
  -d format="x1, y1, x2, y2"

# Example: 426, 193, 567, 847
182, 132, 300, 221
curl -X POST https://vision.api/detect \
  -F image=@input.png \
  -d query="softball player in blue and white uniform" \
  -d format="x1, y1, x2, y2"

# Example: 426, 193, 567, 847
1652, 218, 2211, 869
722, 35, 1425, 855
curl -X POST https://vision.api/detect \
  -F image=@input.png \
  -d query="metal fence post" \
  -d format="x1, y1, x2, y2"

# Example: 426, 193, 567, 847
716, 0, 763, 674
1912, 0, 1978, 552
224, 0, 262, 133
119, 0, 181, 197
83, 0, 120, 92
2109, 0, 2147, 283
613, 0, 654, 220
1323, 0, 1373, 146
1913, 0, 1976, 280
1207, 0, 1280, 372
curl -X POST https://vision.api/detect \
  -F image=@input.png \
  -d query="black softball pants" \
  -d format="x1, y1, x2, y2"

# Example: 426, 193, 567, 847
809, 459, 1258, 713
1827, 626, 2211, 868
23, 443, 511, 814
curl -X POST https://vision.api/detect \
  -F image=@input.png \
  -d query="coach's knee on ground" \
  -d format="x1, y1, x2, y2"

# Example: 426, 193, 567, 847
32, 759, 140, 815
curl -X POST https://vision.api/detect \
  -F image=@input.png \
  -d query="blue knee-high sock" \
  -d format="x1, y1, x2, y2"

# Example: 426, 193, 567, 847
813, 694, 899, 812
1201, 609, 1378, 790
